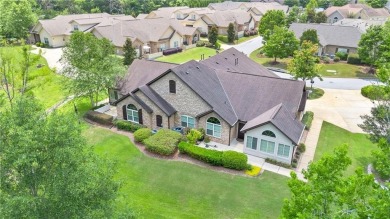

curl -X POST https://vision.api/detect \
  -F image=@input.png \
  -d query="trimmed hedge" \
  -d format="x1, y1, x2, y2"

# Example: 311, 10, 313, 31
84, 110, 113, 126
222, 151, 248, 170
144, 129, 181, 155
265, 158, 292, 168
347, 53, 361, 65
335, 52, 348, 61
114, 120, 145, 132
178, 142, 248, 170
302, 111, 314, 130
361, 85, 387, 100
178, 142, 223, 166
134, 128, 152, 143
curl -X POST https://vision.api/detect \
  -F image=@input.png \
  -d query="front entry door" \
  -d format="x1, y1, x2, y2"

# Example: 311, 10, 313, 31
237, 122, 245, 140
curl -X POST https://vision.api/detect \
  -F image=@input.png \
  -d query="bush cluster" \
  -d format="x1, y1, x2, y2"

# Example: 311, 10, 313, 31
35, 42, 49, 48
134, 128, 152, 143
196, 40, 213, 47
265, 158, 292, 168
333, 56, 340, 62
361, 85, 387, 100
335, 52, 348, 61
178, 142, 249, 170
244, 29, 258, 37
297, 143, 306, 153
302, 111, 314, 130
114, 120, 145, 132
84, 110, 113, 126
144, 129, 182, 155
347, 53, 361, 64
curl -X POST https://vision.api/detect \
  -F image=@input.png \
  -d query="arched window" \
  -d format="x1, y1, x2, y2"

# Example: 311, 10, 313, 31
333, 17, 338, 23
262, 130, 276, 138
169, 80, 176, 93
126, 104, 139, 123
206, 117, 221, 138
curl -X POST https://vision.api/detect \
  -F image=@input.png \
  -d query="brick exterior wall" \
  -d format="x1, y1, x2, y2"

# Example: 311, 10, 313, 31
324, 45, 357, 55
134, 91, 169, 129
116, 95, 152, 127
149, 72, 212, 127
198, 111, 231, 145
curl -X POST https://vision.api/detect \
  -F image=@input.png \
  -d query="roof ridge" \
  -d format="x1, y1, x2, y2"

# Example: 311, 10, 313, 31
215, 69, 238, 123
222, 70, 300, 82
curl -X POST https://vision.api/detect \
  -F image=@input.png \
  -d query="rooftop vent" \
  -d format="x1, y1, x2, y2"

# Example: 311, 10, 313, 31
196, 66, 200, 69
216, 62, 219, 64
225, 57, 228, 60
186, 71, 189, 74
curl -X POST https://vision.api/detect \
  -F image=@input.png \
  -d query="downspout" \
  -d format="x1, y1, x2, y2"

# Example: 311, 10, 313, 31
228, 126, 231, 146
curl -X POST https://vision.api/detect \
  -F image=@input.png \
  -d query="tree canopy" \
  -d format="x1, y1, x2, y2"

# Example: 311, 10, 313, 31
0, 97, 125, 218
300, 29, 319, 45
366, 0, 388, 8
289, 41, 322, 82
208, 26, 218, 45
358, 25, 384, 69
262, 26, 299, 63
258, 10, 286, 41
62, 32, 126, 107
227, 23, 236, 43
123, 38, 137, 65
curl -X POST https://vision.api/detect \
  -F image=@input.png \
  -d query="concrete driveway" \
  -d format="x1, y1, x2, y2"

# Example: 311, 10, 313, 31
31, 46, 64, 72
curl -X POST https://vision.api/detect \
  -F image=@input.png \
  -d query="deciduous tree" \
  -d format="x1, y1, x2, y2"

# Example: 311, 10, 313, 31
123, 38, 137, 65
366, 0, 388, 8
258, 10, 286, 41
262, 26, 299, 63
300, 29, 319, 45
358, 25, 383, 71
286, 6, 300, 26
285, 0, 300, 7
62, 32, 126, 107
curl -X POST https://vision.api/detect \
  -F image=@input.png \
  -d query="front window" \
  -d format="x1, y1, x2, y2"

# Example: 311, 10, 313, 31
176, 14, 181, 19
277, 144, 290, 158
262, 130, 276, 138
181, 115, 195, 128
333, 17, 338, 23
191, 14, 196, 20
206, 117, 221, 138
74, 25, 79, 31
260, 139, 275, 154
174, 41, 179, 48
44, 37, 49, 45
246, 136, 258, 150
126, 104, 139, 123
169, 80, 176, 93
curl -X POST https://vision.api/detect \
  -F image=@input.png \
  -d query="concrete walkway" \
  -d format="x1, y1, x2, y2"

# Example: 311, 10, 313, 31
31, 46, 64, 72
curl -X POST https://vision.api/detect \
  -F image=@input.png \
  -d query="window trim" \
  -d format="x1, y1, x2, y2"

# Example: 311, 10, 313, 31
260, 139, 275, 154
262, 130, 276, 138
277, 143, 290, 158
126, 104, 139, 123
246, 136, 258, 150
156, 115, 163, 127
181, 115, 195, 128
206, 117, 221, 138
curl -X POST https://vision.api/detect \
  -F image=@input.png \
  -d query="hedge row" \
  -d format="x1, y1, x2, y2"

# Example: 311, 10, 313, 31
302, 111, 314, 130
134, 128, 152, 143
178, 142, 248, 170
114, 120, 145, 132
84, 110, 113, 126
265, 158, 292, 169
361, 85, 387, 100
144, 129, 182, 156
347, 53, 361, 65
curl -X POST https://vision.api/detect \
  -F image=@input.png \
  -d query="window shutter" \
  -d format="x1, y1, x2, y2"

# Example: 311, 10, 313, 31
122, 105, 127, 120
138, 109, 143, 124
169, 80, 176, 93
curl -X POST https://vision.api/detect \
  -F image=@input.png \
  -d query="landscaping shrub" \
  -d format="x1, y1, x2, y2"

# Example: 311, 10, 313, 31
198, 128, 205, 141
144, 129, 182, 155
84, 110, 113, 126
265, 158, 292, 168
178, 142, 223, 166
215, 41, 221, 50
200, 32, 208, 38
298, 143, 306, 153
323, 57, 330, 64
302, 111, 314, 130
204, 136, 211, 143
333, 56, 340, 62
347, 53, 361, 64
245, 166, 262, 176
361, 85, 387, 100
196, 40, 205, 47
134, 128, 152, 143
291, 162, 297, 168
187, 129, 202, 144
335, 52, 348, 61
221, 151, 248, 170
114, 120, 145, 132
373, 149, 390, 180
204, 42, 213, 48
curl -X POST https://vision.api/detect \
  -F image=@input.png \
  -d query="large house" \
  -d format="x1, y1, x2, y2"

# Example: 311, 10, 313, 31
30, 13, 135, 47
289, 23, 362, 55
325, 4, 390, 23
332, 18, 388, 32
202, 10, 255, 35
110, 48, 307, 164
91, 18, 200, 57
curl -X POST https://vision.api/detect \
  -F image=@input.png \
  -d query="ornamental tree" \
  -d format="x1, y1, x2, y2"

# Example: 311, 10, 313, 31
227, 23, 235, 43
208, 26, 218, 46
358, 25, 384, 71
262, 26, 299, 63
258, 10, 286, 41
123, 38, 137, 65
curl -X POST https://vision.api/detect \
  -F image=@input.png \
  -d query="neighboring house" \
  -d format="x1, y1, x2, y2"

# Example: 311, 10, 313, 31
208, 1, 249, 11
202, 10, 255, 36
111, 48, 307, 164
173, 7, 215, 34
325, 4, 390, 23
146, 6, 189, 19
247, 2, 289, 28
30, 13, 134, 47
136, 14, 148, 19
92, 18, 200, 56
332, 18, 388, 32
289, 23, 363, 55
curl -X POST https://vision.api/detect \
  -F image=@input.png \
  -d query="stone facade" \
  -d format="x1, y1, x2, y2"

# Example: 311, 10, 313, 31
116, 95, 152, 127
198, 111, 231, 145
323, 45, 357, 55
134, 91, 170, 129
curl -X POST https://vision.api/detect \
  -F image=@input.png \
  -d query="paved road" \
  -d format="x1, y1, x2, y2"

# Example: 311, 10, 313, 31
271, 71, 380, 90
221, 36, 263, 56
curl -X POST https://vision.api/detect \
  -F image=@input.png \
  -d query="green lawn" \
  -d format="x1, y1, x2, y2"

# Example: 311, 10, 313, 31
314, 122, 378, 176
218, 35, 258, 45
249, 49, 375, 78
156, 47, 218, 64
86, 126, 290, 218
0, 46, 67, 109
307, 87, 324, 100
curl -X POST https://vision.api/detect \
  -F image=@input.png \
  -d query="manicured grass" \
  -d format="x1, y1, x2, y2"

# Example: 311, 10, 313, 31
86, 126, 291, 218
218, 35, 258, 45
0, 46, 67, 109
314, 121, 378, 176
249, 49, 375, 78
307, 87, 324, 100
156, 47, 218, 64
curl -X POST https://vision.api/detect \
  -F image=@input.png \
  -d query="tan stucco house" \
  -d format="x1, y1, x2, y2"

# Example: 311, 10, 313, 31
110, 48, 307, 164
324, 4, 390, 23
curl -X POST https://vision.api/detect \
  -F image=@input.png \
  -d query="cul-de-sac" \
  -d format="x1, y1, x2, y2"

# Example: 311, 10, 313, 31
1, 0, 389, 218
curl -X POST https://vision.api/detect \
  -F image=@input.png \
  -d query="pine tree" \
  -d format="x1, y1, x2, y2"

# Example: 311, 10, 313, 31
123, 38, 137, 66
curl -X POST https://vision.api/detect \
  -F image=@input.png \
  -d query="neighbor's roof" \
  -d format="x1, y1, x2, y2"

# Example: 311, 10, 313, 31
248, 2, 289, 15
332, 18, 388, 32
289, 23, 362, 48
116, 59, 178, 95
149, 6, 189, 18
208, 1, 246, 11
203, 10, 252, 27
241, 103, 304, 144
325, 4, 390, 18
136, 14, 148, 19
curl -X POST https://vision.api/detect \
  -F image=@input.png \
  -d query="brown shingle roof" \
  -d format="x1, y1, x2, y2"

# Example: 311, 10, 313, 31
208, 1, 246, 11
203, 10, 252, 27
